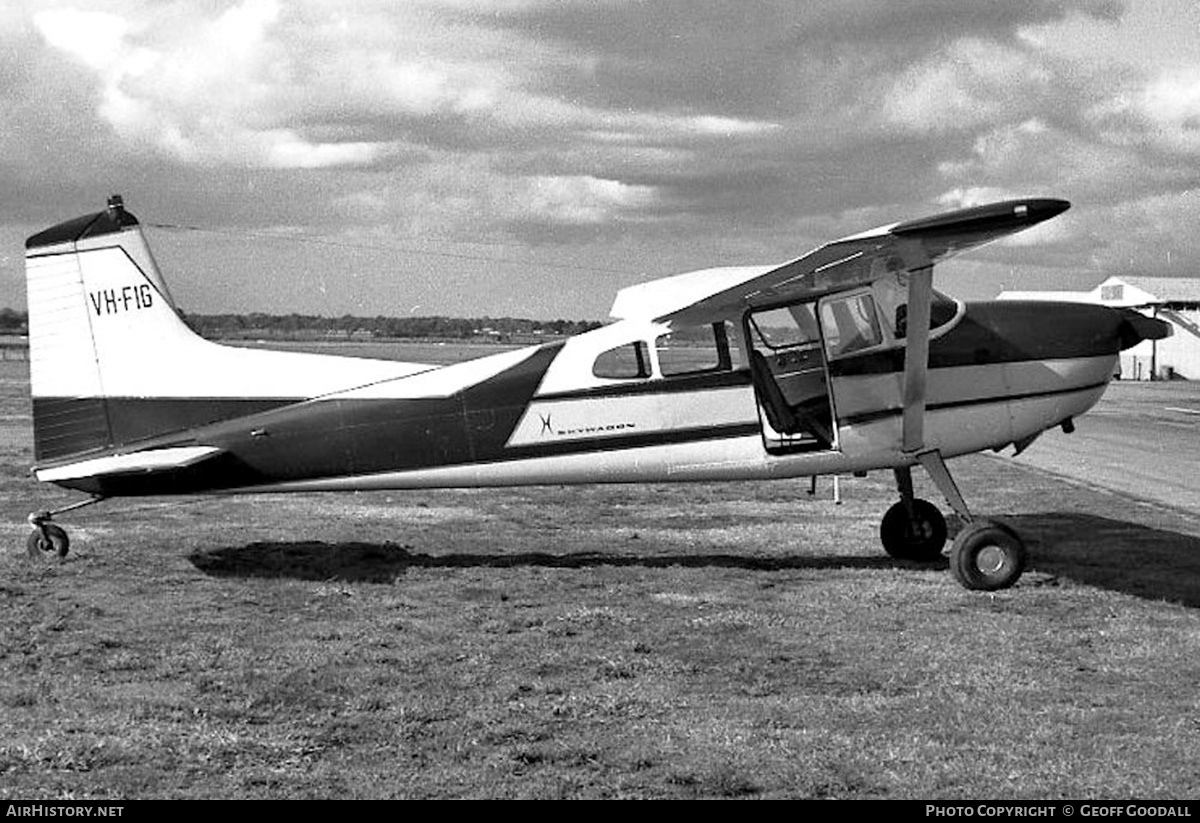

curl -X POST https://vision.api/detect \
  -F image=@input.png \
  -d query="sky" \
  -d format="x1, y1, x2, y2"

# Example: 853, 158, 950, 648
2, 0, 1199, 321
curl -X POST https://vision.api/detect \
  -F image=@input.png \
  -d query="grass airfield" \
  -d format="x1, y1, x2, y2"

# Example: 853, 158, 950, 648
1, 353, 1199, 799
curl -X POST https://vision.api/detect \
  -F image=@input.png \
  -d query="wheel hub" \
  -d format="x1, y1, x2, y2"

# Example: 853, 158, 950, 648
911, 520, 933, 542
975, 543, 1006, 574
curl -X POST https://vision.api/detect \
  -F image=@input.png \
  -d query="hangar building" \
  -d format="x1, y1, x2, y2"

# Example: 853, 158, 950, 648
997, 276, 1200, 380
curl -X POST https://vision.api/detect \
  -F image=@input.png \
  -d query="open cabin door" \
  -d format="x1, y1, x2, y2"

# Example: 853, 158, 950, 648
746, 287, 895, 454
745, 301, 837, 453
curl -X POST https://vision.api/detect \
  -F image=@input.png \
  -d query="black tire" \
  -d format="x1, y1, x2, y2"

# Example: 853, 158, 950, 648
949, 520, 1025, 591
880, 498, 947, 560
26, 524, 69, 560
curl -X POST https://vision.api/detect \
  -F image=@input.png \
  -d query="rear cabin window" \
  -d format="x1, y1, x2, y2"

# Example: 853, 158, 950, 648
655, 322, 736, 377
592, 341, 651, 379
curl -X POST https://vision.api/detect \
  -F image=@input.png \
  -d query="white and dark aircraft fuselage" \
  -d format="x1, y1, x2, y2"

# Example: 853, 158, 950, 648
22, 196, 1169, 590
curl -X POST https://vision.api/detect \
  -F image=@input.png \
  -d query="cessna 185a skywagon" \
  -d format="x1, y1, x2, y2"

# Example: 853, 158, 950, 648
23, 196, 1169, 590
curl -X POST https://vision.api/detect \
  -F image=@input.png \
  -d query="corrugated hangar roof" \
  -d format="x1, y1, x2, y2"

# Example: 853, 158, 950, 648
998, 275, 1200, 306
1116, 276, 1200, 304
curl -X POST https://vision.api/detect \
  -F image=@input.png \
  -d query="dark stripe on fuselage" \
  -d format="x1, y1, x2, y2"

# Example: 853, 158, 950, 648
45, 301, 1126, 497
106, 397, 299, 445
501, 423, 763, 462
63, 372, 1097, 497
829, 301, 1126, 378
33, 397, 301, 462
57, 343, 566, 496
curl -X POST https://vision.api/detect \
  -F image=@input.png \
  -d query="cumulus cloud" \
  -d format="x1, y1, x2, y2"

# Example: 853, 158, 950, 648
32, 7, 133, 71
8, 0, 1200, 318
883, 39, 1053, 134
521, 175, 658, 225
31, 0, 394, 168
330, 165, 660, 239
1137, 68, 1200, 154
27, 0, 775, 178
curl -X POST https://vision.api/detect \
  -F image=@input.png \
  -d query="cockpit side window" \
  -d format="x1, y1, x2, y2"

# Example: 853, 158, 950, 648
874, 274, 960, 339
748, 304, 821, 350
819, 292, 884, 357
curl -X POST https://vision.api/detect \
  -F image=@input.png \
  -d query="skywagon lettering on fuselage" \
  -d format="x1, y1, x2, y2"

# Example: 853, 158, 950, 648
508, 385, 755, 449
88, 284, 154, 317
549, 421, 637, 437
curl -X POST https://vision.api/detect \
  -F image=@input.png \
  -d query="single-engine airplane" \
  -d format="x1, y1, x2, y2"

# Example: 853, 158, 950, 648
22, 195, 1169, 590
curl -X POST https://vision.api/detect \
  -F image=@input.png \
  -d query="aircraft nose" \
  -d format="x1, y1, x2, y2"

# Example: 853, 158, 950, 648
956, 301, 1171, 363
1116, 309, 1172, 350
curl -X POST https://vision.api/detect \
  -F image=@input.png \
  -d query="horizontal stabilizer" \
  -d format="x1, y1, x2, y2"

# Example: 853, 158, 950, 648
35, 445, 223, 483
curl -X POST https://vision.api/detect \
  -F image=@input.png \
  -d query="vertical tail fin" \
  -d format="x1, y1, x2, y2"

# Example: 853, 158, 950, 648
25, 195, 195, 462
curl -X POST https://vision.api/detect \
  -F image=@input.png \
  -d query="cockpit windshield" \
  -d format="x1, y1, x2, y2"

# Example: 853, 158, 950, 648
871, 273, 959, 340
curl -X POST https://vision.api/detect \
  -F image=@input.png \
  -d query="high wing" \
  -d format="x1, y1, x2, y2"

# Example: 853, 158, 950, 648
617, 197, 1070, 467
617, 198, 1069, 328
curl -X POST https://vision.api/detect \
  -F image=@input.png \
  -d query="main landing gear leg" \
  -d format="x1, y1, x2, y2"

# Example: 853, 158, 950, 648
915, 451, 1026, 591
26, 496, 106, 561
879, 466, 947, 561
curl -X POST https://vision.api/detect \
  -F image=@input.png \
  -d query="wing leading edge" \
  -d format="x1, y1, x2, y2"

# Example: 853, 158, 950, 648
635, 198, 1069, 328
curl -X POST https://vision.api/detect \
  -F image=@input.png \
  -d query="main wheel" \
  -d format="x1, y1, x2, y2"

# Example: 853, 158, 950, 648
880, 498, 947, 560
26, 523, 69, 560
950, 520, 1025, 591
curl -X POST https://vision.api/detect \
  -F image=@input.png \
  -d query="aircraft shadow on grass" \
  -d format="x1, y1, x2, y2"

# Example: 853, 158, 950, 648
1004, 512, 1200, 608
188, 511, 1200, 607
187, 540, 920, 585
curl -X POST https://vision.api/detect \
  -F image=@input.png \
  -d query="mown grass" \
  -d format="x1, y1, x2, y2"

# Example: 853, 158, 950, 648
1, 360, 1199, 798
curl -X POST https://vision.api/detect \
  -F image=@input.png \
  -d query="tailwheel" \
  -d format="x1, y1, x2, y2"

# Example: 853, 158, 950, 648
23, 497, 102, 561
880, 498, 947, 561
949, 519, 1025, 591
27, 523, 70, 560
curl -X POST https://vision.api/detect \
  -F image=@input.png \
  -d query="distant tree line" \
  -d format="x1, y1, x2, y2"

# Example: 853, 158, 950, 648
180, 312, 602, 341
0, 308, 605, 341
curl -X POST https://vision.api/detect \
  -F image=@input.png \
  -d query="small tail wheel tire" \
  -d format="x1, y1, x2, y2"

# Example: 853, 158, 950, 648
27, 523, 69, 560
880, 498, 947, 561
950, 520, 1025, 591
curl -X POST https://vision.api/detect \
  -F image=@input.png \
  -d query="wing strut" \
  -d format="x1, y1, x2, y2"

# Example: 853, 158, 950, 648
896, 250, 974, 523
900, 244, 933, 454
916, 451, 972, 522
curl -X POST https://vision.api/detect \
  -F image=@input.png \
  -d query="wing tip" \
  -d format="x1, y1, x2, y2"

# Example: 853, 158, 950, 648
893, 197, 1070, 237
